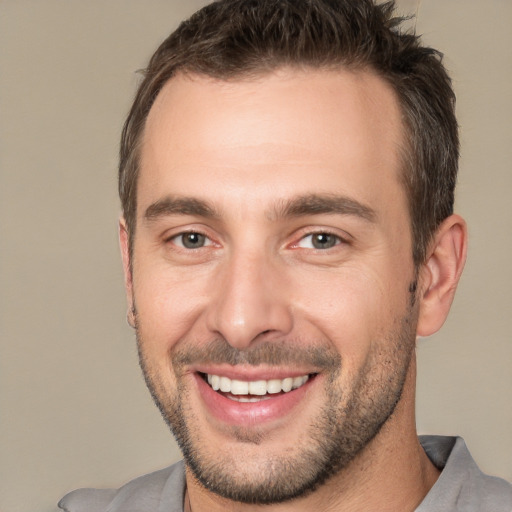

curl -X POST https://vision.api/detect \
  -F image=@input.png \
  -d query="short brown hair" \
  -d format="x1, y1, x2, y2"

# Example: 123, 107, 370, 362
119, 0, 458, 266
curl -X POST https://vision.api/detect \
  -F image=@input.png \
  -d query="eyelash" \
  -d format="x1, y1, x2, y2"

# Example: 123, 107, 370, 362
293, 232, 345, 250
167, 231, 214, 249
166, 229, 349, 252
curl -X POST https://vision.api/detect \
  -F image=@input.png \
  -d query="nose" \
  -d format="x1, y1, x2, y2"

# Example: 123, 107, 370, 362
205, 250, 293, 350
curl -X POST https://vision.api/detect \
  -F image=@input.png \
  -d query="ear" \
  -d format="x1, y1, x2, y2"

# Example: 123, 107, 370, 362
416, 214, 467, 337
119, 217, 135, 328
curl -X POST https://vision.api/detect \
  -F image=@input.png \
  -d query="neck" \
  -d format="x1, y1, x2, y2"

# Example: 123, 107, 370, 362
185, 356, 440, 512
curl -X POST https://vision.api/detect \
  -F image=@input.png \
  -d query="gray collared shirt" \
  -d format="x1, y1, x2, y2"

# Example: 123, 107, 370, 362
59, 436, 512, 511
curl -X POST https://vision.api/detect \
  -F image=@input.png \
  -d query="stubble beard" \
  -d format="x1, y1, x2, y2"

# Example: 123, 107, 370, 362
135, 298, 418, 505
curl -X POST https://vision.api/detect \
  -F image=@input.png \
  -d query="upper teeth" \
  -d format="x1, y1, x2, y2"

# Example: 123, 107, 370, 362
206, 374, 309, 395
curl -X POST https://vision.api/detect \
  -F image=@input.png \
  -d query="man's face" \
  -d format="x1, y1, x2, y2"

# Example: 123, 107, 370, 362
124, 68, 420, 503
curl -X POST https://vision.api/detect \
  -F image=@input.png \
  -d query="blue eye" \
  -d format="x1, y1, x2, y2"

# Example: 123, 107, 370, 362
298, 233, 340, 249
174, 232, 208, 249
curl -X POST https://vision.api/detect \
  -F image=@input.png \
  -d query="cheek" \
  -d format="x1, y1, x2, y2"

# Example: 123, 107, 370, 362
132, 261, 212, 356
290, 265, 409, 360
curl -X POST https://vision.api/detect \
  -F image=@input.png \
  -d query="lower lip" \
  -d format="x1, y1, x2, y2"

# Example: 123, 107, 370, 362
193, 373, 316, 427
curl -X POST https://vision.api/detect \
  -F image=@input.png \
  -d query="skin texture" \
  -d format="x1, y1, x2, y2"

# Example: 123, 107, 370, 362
120, 68, 467, 511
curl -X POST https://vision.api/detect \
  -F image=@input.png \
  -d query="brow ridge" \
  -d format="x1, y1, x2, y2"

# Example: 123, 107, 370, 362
144, 196, 219, 221
143, 193, 376, 224
273, 193, 377, 222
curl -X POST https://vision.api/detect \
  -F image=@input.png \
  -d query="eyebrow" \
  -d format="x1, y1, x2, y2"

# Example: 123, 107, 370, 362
143, 193, 376, 223
144, 196, 220, 221
273, 193, 377, 222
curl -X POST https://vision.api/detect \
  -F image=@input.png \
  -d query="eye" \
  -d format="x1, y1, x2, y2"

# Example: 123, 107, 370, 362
172, 232, 211, 249
297, 232, 341, 250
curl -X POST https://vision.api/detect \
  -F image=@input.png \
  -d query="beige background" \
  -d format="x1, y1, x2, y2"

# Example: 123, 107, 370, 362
1, 1, 511, 511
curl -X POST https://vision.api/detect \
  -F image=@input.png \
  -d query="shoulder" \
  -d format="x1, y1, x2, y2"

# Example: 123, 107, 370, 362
58, 460, 186, 512
418, 435, 512, 511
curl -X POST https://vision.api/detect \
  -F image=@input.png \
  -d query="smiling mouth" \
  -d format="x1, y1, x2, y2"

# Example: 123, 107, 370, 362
200, 372, 315, 402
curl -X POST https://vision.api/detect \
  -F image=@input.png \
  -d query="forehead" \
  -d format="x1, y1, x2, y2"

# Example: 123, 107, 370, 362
139, 67, 406, 219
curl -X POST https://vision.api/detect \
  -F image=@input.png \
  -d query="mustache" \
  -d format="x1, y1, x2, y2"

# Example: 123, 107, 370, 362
170, 337, 342, 374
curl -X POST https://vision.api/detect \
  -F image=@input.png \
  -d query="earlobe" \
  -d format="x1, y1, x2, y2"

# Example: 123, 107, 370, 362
119, 217, 136, 328
416, 214, 467, 337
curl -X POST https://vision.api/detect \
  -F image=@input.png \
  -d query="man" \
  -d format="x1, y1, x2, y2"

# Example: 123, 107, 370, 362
59, 0, 512, 510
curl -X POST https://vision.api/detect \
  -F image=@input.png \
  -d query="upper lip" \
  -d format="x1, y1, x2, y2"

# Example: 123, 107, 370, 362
191, 364, 317, 381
